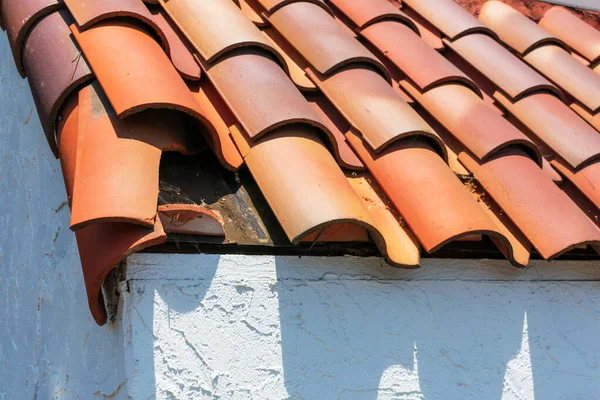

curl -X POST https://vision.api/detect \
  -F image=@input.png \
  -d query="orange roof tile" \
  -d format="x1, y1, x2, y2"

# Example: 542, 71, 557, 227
4, 0, 600, 324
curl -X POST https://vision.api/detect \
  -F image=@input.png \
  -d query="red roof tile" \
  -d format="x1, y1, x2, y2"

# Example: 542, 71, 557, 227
5, 0, 600, 323
540, 6, 600, 64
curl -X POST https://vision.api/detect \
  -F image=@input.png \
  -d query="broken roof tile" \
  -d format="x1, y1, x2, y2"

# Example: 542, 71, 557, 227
328, 0, 418, 31
306, 67, 444, 156
540, 6, 600, 64
22, 10, 93, 157
459, 149, 600, 259
56, 93, 166, 325
402, 0, 497, 40
69, 83, 195, 231
479, 1, 568, 55
268, 1, 389, 78
70, 20, 240, 169
1, 0, 64, 77
158, 204, 226, 236
494, 91, 600, 169
158, 0, 284, 66
445, 34, 564, 102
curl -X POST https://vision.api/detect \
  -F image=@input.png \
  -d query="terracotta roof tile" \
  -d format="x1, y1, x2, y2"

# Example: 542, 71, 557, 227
459, 149, 600, 259
64, 0, 169, 52
445, 34, 563, 101
268, 1, 389, 78
158, 0, 284, 67
479, 1, 568, 55
494, 91, 600, 169
551, 157, 600, 210
306, 66, 444, 156
158, 204, 226, 236
401, 82, 541, 165
360, 21, 481, 96
22, 10, 93, 157
400, 5, 444, 51
346, 132, 515, 258
200, 51, 330, 144
238, 0, 268, 27
258, 0, 331, 15
56, 92, 167, 325
480, 2, 600, 114
402, 0, 497, 40
148, 6, 201, 81
328, 0, 418, 31
540, 6, 600, 64
1, 0, 63, 77
70, 20, 240, 170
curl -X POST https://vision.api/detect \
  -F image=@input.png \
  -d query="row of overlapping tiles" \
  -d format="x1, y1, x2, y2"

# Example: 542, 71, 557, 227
1, 0, 600, 324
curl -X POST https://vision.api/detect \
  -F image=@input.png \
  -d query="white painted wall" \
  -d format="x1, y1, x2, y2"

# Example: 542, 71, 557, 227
124, 254, 600, 400
0, 34, 126, 399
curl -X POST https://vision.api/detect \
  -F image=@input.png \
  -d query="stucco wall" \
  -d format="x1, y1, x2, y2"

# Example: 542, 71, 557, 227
124, 254, 600, 400
0, 34, 126, 399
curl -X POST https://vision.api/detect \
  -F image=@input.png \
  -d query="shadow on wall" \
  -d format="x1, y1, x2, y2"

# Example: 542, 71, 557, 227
125, 254, 600, 399
274, 258, 600, 399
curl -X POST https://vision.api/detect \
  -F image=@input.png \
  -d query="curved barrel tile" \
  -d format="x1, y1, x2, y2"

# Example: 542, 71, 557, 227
524, 45, 600, 114
158, 204, 226, 236
551, 158, 600, 210
258, 0, 331, 15
240, 126, 416, 267
306, 94, 364, 170
56, 93, 166, 326
346, 131, 513, 256
201, 52, 338, 151
64, 0, 169, 51
361, 21, 481, 97
328, 0, 417, 32
495, 91, 600, 170
260, 26, 317, 91
401, 82, 542, 166
268, 1, 389, 79
238, 0, 268, 27
402, 0, 497, 41
70, 21, 240, 169
571, 102, 600, 131
468, 183, 532, 267
149, 7, 201, 81
22, 10, 93, 158
1, 0, 63, 77
347, 174, 421, 267
540, 6, 600, 65
188, 81, 244, 171
69, 83, 170, 230
400, 6, 444, 51
542, 158, 563, 184
306, 67, 445, 158
479, 1, 567, 56
446, 34, 564, 102
158, 0, 284, 67
459, 149, 600, 259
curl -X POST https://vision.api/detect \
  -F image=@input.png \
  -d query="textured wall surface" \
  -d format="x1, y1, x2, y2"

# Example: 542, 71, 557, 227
0, 34, 126, 399
125, 254, 600, 400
